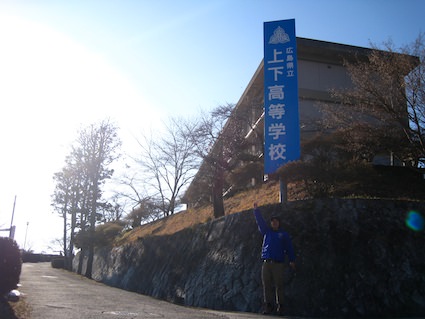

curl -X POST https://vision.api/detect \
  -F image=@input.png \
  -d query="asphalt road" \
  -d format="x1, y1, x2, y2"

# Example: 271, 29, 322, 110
19, 262, 274, 319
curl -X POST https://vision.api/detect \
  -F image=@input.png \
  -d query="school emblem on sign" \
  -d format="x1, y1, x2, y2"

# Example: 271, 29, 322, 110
268, 26, 290, 44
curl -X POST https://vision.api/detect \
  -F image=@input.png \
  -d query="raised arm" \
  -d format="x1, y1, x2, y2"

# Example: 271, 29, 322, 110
253, 203, 268, 235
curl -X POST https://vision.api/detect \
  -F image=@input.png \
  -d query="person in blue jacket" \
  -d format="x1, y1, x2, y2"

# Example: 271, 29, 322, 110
253, 202, 296, 315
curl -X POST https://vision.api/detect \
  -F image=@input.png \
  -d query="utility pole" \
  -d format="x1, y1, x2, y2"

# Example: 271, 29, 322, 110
0, 196, 18, 238
9, 195, 17, 239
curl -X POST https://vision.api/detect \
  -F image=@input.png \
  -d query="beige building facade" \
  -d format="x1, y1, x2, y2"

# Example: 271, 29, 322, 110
184, 37, 413, 206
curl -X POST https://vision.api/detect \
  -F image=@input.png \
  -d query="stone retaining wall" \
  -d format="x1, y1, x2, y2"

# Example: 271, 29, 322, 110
74, 199, 425, 317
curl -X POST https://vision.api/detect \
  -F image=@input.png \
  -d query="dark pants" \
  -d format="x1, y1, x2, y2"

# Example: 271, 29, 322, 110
261, 261, 285, 305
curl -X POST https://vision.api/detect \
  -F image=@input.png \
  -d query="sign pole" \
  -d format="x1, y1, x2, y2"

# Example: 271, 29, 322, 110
279, 176, 287, 204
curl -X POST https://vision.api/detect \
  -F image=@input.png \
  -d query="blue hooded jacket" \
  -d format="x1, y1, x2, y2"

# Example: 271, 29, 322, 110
254, 207, 295, 263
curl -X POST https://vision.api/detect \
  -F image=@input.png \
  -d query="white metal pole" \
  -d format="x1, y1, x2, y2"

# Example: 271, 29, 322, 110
24, 222, 29, 250
9, 195, 17, 238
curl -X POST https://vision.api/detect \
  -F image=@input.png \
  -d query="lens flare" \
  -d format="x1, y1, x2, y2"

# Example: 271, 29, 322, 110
405, 211, 424, 232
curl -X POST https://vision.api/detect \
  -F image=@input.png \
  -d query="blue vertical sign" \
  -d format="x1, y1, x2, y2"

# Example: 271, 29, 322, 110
263, 19, 300, 174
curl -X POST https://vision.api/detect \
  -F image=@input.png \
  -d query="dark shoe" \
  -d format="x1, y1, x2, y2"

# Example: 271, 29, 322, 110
262, 303, 273, 315
276, 304, 284, 316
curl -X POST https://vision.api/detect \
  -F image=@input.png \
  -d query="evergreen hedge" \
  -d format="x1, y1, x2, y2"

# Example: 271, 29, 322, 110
0, 237, 22, 296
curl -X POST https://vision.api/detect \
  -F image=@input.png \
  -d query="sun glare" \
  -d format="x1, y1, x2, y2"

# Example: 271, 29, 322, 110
0, 14, 160, 252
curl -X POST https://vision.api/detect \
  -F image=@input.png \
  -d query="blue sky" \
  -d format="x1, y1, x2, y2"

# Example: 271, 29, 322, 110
0, 0, 424, 252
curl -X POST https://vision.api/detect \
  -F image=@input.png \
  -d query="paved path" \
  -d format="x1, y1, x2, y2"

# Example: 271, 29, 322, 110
20, 263, 274, 319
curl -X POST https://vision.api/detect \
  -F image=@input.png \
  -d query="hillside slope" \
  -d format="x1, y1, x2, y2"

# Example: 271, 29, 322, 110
117, 181, 281, 244
118, 165, 425, 244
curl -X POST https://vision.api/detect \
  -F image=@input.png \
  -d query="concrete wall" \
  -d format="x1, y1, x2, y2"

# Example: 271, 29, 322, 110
74, 199, 425, 317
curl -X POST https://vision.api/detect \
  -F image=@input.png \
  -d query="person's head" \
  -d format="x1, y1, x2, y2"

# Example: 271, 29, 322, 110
270, 216, 280, 231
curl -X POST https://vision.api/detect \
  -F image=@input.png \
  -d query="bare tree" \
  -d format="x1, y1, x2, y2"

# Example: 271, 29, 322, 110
125, 198, 162, 228
326, 33, 424, 166
134, 117, 200, 217
191, 103, 260, 218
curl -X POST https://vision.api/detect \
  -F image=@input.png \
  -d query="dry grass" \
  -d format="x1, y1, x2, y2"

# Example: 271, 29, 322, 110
116, 181, 282, 244
10, 299, 31, 319
0, 298, 31, 319
116, 167, 425, 245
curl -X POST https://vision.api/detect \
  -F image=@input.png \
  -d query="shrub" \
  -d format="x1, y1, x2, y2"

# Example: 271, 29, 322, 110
74, 222, 125, 249
51, 257, 65, 269
94, 222, 125, 247
0, 237, 22, 295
